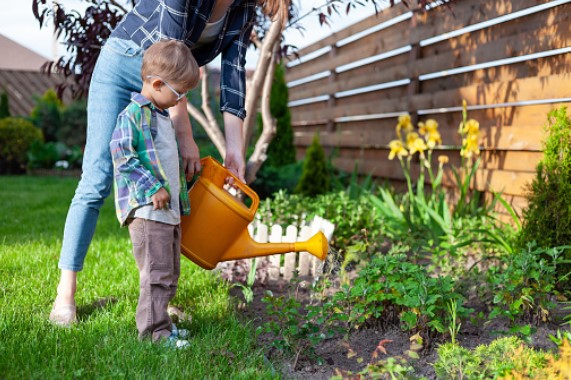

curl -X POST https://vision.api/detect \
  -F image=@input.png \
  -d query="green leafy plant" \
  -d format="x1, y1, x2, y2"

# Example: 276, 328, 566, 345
231, 258, 258, 304
485, 242, 569, 325
434, 336, 556, 379
257, 189, 380, 250
0, 117, 43, 174
323, 244, 469, 339
295, 134, 330, 197
257, 289, 328, 365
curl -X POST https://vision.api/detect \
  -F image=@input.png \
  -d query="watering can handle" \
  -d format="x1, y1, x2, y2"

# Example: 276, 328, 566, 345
200, 156, 260, 213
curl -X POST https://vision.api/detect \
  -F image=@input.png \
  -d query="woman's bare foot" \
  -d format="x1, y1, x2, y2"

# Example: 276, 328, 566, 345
49, 270, 77, 326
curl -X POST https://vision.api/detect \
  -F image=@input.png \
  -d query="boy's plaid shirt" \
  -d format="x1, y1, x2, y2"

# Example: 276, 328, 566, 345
110, 93, 190, 227
110, 0, 256, 120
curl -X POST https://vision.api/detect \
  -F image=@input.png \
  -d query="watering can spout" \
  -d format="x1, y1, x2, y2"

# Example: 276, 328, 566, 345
220, 230, 328, 262
180, 156, 329, 270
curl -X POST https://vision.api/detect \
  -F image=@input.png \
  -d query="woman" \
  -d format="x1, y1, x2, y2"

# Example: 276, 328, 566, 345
50, 0, 289, 326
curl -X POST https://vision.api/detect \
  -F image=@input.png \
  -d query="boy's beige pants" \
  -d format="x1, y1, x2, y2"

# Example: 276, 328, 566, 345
128, 218, 181, 342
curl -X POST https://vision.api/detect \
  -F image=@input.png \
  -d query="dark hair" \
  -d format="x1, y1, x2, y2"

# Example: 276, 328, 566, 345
141, 40, 199, 90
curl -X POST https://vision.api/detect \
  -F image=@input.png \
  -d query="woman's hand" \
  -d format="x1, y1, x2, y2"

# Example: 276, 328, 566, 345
151, 188, 170, 210
223, 112, 245, 183
171, 98, 201, 180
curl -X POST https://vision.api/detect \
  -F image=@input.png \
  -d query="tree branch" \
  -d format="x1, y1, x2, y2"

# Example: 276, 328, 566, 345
245, 39, 279, 184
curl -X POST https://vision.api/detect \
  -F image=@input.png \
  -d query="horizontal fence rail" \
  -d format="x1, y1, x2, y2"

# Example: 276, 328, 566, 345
286, 0, 571, 218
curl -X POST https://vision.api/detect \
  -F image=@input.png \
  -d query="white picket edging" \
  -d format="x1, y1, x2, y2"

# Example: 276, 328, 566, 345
242, 215, 335, 281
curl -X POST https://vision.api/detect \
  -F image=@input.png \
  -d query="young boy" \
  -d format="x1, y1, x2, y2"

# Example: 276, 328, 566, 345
110, 40, 199, 347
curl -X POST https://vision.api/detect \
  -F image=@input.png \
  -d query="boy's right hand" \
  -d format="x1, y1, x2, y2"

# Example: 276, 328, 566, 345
151, 188, 170, 210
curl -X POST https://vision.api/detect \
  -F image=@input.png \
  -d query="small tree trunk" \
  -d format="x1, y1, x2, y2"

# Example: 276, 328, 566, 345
242, 18, 283, 150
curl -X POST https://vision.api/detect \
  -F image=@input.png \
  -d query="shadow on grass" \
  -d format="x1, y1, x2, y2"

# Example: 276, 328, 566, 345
77, 297, 119, 322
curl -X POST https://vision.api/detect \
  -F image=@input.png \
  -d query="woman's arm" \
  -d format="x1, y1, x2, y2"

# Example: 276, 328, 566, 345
170, 97, 201, 180
223, 111, 245, 182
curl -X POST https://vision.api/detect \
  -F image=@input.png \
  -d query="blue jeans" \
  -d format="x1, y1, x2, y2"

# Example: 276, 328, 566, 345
58, 38, 144, 271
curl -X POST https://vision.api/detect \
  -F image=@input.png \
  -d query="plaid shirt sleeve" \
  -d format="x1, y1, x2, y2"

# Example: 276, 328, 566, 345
110, 112, 163, 201
219, 3, 256, 120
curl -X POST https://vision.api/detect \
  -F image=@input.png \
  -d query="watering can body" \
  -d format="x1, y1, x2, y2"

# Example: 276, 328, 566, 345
180, 156, 328, 270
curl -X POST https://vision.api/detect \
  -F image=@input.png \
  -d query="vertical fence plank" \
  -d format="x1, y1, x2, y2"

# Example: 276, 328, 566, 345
268, 224, 283, 281
298, 225, 312, 277
283, 225, 298, 281
253, 224, 269, 275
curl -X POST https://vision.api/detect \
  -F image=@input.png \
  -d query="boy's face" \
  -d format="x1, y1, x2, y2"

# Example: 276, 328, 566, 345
143, 76, 189, 111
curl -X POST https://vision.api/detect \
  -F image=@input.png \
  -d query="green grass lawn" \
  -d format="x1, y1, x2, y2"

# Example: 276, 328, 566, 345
0, 176, 277, 379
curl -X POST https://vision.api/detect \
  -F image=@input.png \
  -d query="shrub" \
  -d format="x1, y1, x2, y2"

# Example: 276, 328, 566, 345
520, 107, 571, 256
295, 134, 330, 197
0, 117, 43, 174
29, 89, 62, 142
0, 91, 10, 119
250, 161, 303, 199
264, 62, 295, 167
59, 99, 87, 147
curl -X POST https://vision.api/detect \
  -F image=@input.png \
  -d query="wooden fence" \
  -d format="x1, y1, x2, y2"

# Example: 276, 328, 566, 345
286, 0, 571, 217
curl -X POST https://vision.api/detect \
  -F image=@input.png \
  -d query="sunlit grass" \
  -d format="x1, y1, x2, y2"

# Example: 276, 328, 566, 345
0, 176, 277, 379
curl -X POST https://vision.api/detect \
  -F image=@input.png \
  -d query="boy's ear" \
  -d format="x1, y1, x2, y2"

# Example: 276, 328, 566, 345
151, 78, 163, 91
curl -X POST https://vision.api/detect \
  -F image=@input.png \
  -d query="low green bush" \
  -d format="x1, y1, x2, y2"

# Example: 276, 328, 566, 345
28, 141, 83, 170
434, 336, 555, 379
0, 117, 43, 174
483, 242, 568, 325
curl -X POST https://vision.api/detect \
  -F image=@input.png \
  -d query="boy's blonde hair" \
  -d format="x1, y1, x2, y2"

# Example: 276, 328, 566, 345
141, 40, 199, 90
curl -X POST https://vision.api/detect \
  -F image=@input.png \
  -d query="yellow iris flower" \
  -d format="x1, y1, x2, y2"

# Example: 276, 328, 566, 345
461, 134, 480, 158
419, 119, 439, 135
462, 119, 480, 135
396, 114, 414, 139
406, 133, 427, 155
388, 139, 409, 160
426, 130, 442, 149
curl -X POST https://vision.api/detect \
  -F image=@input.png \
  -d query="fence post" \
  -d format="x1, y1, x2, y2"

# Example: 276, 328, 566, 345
283, 225, 298, 281
268, 224, 283, 281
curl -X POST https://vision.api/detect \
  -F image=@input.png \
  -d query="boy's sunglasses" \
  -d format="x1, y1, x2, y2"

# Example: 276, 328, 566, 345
146, 75, 186, 101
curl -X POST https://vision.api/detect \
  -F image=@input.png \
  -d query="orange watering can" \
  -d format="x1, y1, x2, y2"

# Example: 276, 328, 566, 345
180, 156, 329, 270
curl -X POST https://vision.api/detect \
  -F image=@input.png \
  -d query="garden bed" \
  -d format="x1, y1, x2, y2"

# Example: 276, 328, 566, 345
233, 278, 566, 379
